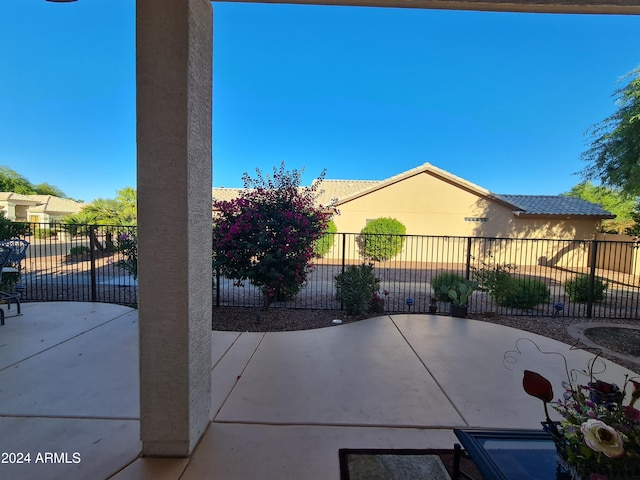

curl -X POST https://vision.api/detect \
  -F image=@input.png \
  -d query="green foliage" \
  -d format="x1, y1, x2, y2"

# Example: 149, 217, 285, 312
0, 272, 19, 292
431, 271, 465, 301
0, 211, 27, 240
69, 246, 90, 255
115, 228, 138, 279
473, 261, 549, 309
64, 187, 137, 227
440, 280, 478, 307
0, 166, 67, 197
33, 182, 66, 198
34, 226, 57, 239
499, 277, 550, 309
213, 162, 332, 308
313, 219, 337, 258
582, 68, 640, 196
335, 263, 379, 316
472, 261, 517, 306
563, 181, 635, 234
564, 274, 608, 303
359, 217, 406, 261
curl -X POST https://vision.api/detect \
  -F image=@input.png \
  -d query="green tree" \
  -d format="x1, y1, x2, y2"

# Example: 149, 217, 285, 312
0, 166, 67, 197
563, 181, 636, 234
582, 68, 640, 196
65, 187, 136, 226
33, 182, 67, 197
64, 187, 137, 252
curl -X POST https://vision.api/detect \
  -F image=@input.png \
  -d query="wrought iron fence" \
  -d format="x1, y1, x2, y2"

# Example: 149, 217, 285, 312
9, 223, 640, 319
14, 223, 138, 306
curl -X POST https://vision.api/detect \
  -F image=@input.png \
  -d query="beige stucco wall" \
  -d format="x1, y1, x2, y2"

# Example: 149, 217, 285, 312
332, 171, 602, 240
595, 233, 640, 275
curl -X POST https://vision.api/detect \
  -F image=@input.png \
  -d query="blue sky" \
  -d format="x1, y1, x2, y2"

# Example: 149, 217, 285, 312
1, 1, 639, 203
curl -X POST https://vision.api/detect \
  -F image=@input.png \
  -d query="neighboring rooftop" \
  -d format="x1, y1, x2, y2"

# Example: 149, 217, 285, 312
212, 163, 615, 219
497, 194, 616, 218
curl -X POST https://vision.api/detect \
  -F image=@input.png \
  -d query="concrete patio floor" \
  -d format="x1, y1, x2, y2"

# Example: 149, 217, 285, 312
0, 302, 636, 480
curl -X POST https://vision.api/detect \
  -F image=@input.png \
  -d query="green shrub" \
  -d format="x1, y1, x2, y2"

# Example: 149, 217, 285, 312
499, 277, 550, 309
472, 261, 517, 305
69, 246, 90, 255
35, 227, 57, 239
335, 263, 379, 316
313, 219, 337, 258
0, 272, 19, 292
0, 211, 27, 240
564, 274, 607, 303
359, 217, 406, 261
431, 271, 465, 301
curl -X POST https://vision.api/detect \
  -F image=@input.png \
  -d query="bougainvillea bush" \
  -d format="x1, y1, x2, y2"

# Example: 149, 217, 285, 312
212, 163, 333, 309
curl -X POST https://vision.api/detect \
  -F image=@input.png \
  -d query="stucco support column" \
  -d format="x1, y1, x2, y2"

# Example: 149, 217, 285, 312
136, 0, 212, 456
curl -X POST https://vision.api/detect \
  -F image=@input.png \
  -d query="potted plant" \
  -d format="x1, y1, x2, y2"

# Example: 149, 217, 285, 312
440, 280, 478, 318
428, 297, 438, 314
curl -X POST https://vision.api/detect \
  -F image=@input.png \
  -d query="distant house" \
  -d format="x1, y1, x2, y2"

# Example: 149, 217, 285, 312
0, 193, 84, 223
330, 163, 614, 240
213, 163, 614, 241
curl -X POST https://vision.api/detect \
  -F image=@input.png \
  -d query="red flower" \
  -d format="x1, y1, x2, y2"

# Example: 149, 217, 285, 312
523, 370, 554, 402
523, 370, 554, 423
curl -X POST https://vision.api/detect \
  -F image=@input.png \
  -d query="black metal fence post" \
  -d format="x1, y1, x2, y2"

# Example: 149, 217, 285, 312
215, 266, 220, 307
340, 233, 346, 311
465, 237, 472, 280
586, 239, 599, 318
89, 225, 97, 302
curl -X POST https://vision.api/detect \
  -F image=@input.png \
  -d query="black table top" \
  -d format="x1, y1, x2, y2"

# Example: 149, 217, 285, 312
454, 428, 570, 480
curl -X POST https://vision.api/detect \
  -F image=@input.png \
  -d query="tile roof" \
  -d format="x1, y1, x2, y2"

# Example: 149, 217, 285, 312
26, 195, 84, 214
211, 165, 615, 219
497, 194, 615, 218
212, 180, 380, 207
0, 192, 84, 214
0, 192, 40, 204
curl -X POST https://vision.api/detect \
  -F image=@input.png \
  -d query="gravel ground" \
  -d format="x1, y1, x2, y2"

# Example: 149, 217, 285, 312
212, 306, 640, 375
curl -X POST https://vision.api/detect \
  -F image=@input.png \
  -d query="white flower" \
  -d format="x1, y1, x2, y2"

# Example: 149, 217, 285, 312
580, 419, 624, 458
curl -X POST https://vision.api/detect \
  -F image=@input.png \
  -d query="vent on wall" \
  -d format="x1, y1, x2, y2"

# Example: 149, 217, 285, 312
464, 217, 488, 222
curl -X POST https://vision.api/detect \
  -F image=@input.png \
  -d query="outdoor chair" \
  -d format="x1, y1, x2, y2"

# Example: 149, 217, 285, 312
0, 239, 29, 275
0, 245, 22, 326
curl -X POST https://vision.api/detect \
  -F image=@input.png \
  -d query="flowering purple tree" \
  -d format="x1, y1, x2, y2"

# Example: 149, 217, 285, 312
212, 163, 333, 309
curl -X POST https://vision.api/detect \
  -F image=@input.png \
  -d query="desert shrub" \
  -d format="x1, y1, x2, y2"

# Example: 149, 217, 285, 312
69, 245, 90, 255
472, 261, 517, 305
313, 219, 337, 258
499, 277, 550, 309
564, 274, 607, 303
335, 263, 379, 316
359, 217, 406, 261
431, 271, 465, 301
35, 227, 57, 239
116, 229, 138, 279
0, 211, 27, 240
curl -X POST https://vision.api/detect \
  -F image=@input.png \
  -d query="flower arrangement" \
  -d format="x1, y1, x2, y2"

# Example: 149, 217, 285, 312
522, 353, 640, 480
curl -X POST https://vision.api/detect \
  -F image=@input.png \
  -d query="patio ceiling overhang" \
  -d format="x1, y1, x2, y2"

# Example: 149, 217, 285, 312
216, 0, 640, 15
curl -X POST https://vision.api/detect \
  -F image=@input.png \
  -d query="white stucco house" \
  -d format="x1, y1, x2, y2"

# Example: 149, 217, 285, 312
0, 192, 84, 223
